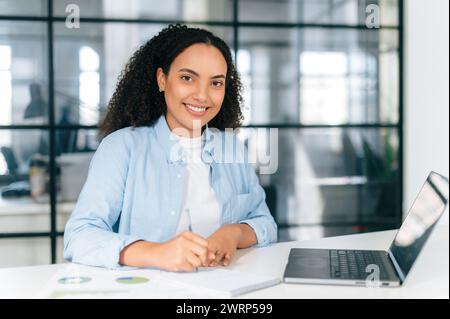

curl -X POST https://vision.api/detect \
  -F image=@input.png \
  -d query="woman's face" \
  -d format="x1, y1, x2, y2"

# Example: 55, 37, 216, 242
157, 43, 227, 138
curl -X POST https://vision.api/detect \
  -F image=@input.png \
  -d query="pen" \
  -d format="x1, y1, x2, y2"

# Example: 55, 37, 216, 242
186, 209, 198, 272
186, 208, 192, 232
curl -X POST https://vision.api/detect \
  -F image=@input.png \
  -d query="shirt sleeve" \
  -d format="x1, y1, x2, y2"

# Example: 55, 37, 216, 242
63, 130, 144, 269
236, 140, 278, 247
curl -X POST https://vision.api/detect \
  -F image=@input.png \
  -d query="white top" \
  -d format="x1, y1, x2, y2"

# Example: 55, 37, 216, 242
174, 135, 221, 238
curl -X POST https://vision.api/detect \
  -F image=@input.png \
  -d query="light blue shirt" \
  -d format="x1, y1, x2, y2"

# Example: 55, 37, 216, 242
64, 115, 278, 269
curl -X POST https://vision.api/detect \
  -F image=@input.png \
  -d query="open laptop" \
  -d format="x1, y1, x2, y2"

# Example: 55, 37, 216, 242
283, 171, 449, 287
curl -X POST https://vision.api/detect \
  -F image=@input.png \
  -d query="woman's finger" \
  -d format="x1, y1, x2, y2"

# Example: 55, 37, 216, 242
210, 250, 225, 267
185, 253, 202, 271
188, 242, 209, 266
183, 231, 208, 248
222, 253, 231, 266
208, 251, 216, 264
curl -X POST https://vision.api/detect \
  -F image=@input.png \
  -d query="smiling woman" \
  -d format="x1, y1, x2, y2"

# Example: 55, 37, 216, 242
63, 24, 278, 272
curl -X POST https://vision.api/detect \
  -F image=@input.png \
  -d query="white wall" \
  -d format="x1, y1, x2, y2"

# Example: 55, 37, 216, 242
404, 0, 449, 225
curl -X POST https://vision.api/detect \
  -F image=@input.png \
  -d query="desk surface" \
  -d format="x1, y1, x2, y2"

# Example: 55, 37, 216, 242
0, 226, 448, 299
0, 196, 74, 216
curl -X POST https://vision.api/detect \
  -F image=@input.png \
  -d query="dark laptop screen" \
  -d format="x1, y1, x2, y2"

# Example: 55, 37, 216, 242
389, 172, 449, 279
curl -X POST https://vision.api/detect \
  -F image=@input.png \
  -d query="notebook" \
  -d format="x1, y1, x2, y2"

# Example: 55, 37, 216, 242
157, 268, 281, 298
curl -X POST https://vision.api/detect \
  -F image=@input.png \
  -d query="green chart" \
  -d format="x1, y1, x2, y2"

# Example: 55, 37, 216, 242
115, 276, 150, 285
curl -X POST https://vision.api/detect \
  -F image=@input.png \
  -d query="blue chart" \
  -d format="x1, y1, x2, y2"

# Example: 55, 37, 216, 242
58, 277, 92, 284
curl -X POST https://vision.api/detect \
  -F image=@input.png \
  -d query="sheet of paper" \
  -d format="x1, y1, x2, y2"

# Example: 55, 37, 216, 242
36, 264, 199, 299
36, 264, 280, 299
157, 267, 281, 298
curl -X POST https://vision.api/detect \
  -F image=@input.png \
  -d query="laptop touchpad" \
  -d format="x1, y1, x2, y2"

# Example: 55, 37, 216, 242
285, 249, 330, 278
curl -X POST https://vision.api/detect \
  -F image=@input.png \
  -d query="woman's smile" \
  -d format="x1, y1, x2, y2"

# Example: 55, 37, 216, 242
183, 102, 211, 117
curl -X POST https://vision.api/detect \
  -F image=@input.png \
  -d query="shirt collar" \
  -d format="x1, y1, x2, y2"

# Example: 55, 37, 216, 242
153, 114, 216, 164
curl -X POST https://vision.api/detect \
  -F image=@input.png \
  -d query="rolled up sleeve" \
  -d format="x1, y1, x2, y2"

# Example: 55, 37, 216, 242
238, 161, 278, 247
63, 130, 144, 269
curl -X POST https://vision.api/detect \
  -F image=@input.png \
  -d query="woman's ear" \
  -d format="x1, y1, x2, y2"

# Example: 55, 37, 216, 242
156, 67, 166, 92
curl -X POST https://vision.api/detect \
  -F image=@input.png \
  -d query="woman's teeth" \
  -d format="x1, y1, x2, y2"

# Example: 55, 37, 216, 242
185, 103, 207, 112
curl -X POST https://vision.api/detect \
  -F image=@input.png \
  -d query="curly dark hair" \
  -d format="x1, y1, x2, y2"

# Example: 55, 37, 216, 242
100, 24, 244, 138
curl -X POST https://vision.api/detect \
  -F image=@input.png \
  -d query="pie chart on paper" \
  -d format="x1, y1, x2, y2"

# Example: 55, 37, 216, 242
58, 277, 92, 284
115, 276, 150, 285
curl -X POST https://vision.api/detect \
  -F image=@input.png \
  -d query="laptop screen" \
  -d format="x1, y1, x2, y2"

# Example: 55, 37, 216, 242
389, 172, 449, 279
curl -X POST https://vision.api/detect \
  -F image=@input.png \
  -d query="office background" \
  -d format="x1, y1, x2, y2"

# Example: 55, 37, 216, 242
0, 0, 448, 268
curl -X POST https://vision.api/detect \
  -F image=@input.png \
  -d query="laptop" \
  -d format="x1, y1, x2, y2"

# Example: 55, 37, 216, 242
283, 171, 449, 287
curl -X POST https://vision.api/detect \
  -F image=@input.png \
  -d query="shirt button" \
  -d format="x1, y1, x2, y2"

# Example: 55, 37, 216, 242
177, 174, 181, 178
170, 210, 175, 216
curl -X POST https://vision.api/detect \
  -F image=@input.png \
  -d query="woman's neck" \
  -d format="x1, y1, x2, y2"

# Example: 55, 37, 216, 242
165, 115, 205, 139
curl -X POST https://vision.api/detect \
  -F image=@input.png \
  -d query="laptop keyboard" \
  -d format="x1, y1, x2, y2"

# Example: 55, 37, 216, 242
330, 250, 388, 280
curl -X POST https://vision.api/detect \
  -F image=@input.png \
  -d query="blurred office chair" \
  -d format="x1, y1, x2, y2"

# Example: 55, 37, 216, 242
0, 147, 31, 197
56, 106, 78, 154
263, 184, 278, 223
1, 146, 19, 176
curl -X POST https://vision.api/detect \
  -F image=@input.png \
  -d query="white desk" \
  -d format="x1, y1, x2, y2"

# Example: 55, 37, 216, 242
0, 196, 74, 233
0, 226, 448, 299
0, 196, 75, 215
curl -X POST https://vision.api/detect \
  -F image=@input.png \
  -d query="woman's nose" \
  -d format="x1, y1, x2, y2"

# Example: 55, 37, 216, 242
192, 84, 208, 103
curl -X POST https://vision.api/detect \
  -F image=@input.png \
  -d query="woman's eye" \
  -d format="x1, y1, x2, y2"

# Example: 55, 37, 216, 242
212, 81, 224, 87
181, 75, 192, 82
